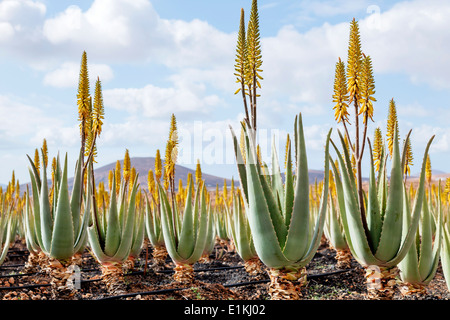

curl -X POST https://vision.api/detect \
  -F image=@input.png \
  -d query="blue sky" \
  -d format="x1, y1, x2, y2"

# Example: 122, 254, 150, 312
0, 0, 448, 185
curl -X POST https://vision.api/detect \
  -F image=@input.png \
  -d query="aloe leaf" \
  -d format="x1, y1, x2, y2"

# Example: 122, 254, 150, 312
421, 181, 443, 283
130, 209, 145, 258
186, 185, 209, 264
230, 125, 248, 203
234, 192, 256, 260
366, 140, 382, 251
0, 217, 14, 265
104, 175, 121, 257
283, 141, 294, 229
283, 114, 312, 261
87, 222, 110, 263
398, 184, 421, 283
441, 224, 450, 290
70, 148, 84, 236
177, 177, 196, 260
74, 169, 91, 253
245, 125, 288, 247
144, 194, 161, 245
271, 138, 285, 209
375, 127, 404, 262
24, 192, 39, 253
28, 168, 43, 251
112, 176, 139, 261
331, 139, 379, 266
385, 134, 434, 267
417, 193, 433, 279
245, 132, 289, 268
158, 183, 183, 263
327, 196, 347, 249
50, 154, 74, 261
296, 128, 331, 265
33, 153, 53, 254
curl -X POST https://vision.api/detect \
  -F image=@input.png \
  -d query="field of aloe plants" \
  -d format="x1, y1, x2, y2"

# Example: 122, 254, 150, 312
0, 0, 450, 305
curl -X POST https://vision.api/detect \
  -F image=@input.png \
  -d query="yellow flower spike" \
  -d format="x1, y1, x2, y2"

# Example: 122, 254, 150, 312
154, 149, 162, 182
386, 98, 399, 159
245, 0, 263, 130
402, 138, 414, 177
129, 167, 136, 194
239, 122, 247, 165
358, 54, 376, 124
284, 134, 291, 170
347, 18, 362, 105
373, 127, 383, 173
148, 169, 155, 194
86, 77, 105, 161
215, 183, 220, 207
164, 114, 179, 193
223, 179, 228, 205
332, 57, 350, 124
77, 51, 92, 149
123, 149, 131, 184
425, 154, 432, 186
329, 169, 336, 199
195, 159, 202, 185
108, 170, 114, 192
42, 138, 48, 168
34, 149, 40, 177
115, 160, 121, 192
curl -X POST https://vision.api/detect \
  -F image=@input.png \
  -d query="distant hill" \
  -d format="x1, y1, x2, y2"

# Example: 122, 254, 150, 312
19, 157, 378, 193
68, 157, 233, 191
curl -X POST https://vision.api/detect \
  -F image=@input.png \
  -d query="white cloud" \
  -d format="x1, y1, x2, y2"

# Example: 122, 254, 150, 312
43, 61, 114, 87
103, 81, 223, 120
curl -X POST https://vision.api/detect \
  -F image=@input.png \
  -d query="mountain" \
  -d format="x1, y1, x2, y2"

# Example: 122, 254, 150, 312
18, 157, 340, 194
74, 157, 233, 191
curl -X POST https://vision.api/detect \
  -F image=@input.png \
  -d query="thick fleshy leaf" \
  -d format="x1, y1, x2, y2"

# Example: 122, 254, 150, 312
177, 177, 196, 260
385, 134, 434, 267
331, 138, 379, 266
283, 114, 312, 261
375, 127, 404, 261
50, 154, 74, 261
112, 176, 139, 261
158, 183, 183, 263
366, 140, 382, 252
104, 175, 121, 257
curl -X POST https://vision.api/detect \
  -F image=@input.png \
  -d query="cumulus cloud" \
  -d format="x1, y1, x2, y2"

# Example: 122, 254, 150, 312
103, 81, 223, 120
43, 61, 114, 87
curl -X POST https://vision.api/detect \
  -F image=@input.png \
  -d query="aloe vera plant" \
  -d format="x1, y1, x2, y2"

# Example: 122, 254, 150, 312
330, 128, 435, 299
442, 206, 450, 292
88, 173, 139, 294
324, 182, 351, 269
26, 150, 90, 299
231, 113, 331, 300
398, 183, 443, 296
226, 189, 263, 277
144, 191, 167, 268
158, 178, 210, 283
0, 206, 16, 266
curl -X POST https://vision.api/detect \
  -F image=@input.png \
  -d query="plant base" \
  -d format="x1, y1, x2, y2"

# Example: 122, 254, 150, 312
174, 263, 195, 283
399, 282, 427, 297
244, 257, 265, 279
152, 245, 168, 269
268, 266, 307, 300
334, 248, 352, 269
43, 258, 81, 300
365, 265, 398, 300
101, 262, 126, 295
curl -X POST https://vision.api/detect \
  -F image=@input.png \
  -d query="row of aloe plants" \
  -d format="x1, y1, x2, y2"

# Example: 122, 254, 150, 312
0, 0, 449, 302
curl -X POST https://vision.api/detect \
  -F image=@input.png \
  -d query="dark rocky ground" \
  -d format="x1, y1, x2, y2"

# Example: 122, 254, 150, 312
0, 237, 449, 301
